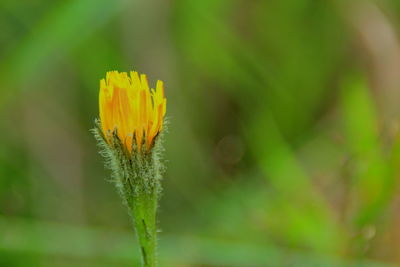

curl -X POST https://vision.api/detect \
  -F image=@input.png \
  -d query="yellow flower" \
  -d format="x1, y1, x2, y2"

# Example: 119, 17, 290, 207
99, 70, 166, 152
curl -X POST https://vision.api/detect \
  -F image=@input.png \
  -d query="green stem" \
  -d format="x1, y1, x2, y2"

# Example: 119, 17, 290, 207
130, 189, 158, 267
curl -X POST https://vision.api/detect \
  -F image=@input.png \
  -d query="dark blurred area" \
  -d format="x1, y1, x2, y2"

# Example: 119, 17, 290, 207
1, 0, 400, 266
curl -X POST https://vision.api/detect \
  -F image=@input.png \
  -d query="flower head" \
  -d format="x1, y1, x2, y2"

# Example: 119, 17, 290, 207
99, 70, 166, 152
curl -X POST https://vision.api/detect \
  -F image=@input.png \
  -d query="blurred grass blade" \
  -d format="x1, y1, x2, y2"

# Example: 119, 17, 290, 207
247, 113, 344, 252
0, 0, 128, 106
341, 74, 393, 226
0, 216, 394, 267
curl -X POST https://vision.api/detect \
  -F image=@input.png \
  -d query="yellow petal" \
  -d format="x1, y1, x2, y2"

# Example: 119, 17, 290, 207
99, 70, 166, 153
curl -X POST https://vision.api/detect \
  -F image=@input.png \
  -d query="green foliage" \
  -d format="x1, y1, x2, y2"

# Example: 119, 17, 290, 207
1, 0, 400, 266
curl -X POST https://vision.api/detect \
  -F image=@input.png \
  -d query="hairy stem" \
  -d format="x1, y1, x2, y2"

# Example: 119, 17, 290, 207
130, 189, 158, 267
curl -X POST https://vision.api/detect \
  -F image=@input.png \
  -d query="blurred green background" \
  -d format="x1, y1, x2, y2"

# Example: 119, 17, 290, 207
2, 0, 400, 266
